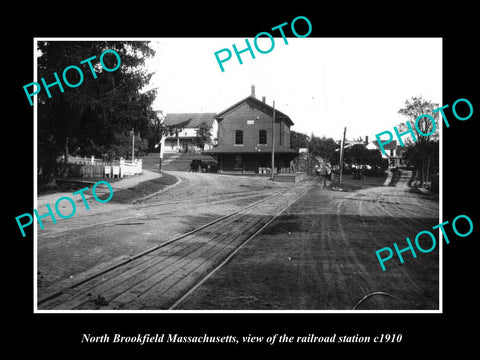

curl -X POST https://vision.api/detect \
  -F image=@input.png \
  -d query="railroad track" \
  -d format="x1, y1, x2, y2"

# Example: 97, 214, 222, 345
38, 181, 312, 310
38, 188, 280, 238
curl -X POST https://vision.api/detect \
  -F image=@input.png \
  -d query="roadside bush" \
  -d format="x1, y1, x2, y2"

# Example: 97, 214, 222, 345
54, 162, 83, 178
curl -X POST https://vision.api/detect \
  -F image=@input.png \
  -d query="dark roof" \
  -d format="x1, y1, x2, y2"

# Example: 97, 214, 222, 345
204, 145, 298, 154
215, 96, 294, 127
164, 113, 216, 128
371, 140, 398, 150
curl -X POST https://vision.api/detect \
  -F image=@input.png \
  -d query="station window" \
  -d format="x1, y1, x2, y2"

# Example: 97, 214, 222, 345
235, 130, 243, 145
259, 130, 267, 144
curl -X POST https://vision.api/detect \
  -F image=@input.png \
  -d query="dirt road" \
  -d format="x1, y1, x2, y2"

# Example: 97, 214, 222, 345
38, 182, 309, 310
37, 172, 286, 298
177, 179, 440, 310
37, 172, 439, 310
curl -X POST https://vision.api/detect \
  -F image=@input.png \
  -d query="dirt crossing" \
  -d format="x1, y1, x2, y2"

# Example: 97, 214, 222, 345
36, 172, 287, 292
38, 181, 311, 310
176, 180, 439, 310
37, 172, 439, 311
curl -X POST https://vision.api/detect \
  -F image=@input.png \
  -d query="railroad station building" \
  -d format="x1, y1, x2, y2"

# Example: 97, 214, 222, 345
204, 86, 298, 174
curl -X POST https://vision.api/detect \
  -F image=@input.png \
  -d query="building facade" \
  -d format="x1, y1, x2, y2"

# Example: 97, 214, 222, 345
163, 113, 217, 152
366, 140, 407, 168
204, 88, 298, 174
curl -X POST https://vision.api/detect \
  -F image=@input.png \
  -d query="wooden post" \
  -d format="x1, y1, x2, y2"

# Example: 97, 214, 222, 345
131, 128, 135, 161
158, 140, 163, 171
158, 116, 164, 171
271, 100, 276, 181
339, 126, 347, 186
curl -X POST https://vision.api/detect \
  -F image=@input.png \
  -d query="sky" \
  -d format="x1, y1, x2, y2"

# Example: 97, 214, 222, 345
144, 37, 442, 141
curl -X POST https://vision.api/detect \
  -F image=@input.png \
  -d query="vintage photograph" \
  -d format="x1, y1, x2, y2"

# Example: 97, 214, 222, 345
33, 38, 442, 311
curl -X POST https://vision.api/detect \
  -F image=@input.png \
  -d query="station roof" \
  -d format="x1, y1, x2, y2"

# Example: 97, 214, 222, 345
215, 96, 294, 127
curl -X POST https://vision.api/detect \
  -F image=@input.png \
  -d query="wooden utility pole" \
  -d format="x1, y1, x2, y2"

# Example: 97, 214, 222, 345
339, 126, 347, 186
158, 111, 165, 171
271, 100, 276, 181
158, 141, 163, 171
131, 127, 135, 161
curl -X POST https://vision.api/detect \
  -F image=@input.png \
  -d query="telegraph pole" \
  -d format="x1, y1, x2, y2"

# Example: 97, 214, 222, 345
339, 126, 347, 186
158, 111, 165, 171
158, 139, 163, 171
131, 127, 135, 161
271, 100, 276, 181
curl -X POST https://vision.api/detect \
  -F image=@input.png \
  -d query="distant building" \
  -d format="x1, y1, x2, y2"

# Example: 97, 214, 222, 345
163, 113, 217, 152
366, 140, 406, 168
204, 86, 298, 174
340, 137, 368, 149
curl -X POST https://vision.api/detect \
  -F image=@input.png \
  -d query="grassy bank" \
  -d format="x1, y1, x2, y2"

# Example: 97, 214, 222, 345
102, 171, 179, 203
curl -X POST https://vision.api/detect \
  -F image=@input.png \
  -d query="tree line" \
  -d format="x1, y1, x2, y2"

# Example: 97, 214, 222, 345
397, 96, 440, 188
290, 131, 387, 174
37, 41, 186, 188
290, 95, 439, 187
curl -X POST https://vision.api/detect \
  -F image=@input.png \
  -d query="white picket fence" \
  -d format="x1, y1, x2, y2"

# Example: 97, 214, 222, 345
117, 158, 143, 177
65, 156, 142, 178
67, 155, 109, 166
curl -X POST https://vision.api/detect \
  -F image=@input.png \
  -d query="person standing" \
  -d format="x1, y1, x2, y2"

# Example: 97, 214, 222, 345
319, 163, 328, 187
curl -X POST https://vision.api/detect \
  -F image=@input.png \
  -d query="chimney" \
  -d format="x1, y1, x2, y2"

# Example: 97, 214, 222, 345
251, 85, 255, 98
262, 96, 266, 103
365, 135, 369, 145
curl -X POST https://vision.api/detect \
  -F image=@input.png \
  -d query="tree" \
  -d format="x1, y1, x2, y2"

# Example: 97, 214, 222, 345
308, 135, 338, 164
397, 96, 440, 187
195, 122, 212, 150
343, 144, 387, 174
403, 140, 439, 187
344, 144, 367, 167
398, 96, 440, 143
290, 130, 310, 149
37, 41, 156, 185
365, 148, 387, 171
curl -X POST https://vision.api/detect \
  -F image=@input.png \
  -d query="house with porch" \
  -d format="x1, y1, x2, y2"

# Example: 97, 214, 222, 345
366, 139, 407, 168
204, 86, 298, 174
163, 113, 217, 152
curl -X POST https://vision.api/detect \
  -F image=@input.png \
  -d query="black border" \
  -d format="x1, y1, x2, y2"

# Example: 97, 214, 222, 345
9, 5, 479, 355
